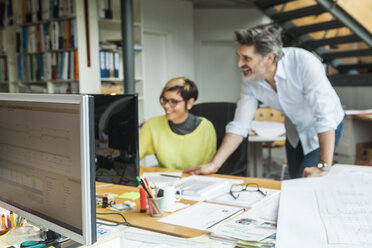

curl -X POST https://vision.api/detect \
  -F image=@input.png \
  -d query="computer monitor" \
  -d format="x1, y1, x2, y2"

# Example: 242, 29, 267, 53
0, 93, 96, 245
93, 94, 139, 186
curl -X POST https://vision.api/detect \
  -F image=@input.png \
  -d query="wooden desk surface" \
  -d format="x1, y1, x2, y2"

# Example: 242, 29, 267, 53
355, 114, 372, 122
96, 166, 281, 238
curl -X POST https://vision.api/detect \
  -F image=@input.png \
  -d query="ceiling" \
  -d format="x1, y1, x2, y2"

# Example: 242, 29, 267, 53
181, 0, 254, 8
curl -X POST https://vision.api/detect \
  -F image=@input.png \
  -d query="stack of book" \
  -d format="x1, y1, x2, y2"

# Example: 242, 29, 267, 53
16, 19, 77, 53
14, 0, 75, 25
17, 51, 78, 81
0, 56, 8, 83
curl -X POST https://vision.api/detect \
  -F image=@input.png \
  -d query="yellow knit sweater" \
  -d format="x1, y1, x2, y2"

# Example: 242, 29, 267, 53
139, 115, 217, 170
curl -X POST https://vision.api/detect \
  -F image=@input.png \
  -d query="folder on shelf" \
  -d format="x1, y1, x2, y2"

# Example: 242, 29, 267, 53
71, 19, 77, 48
105, 51, 110, 78
58, 22, 63, 49
62, 52, 68, 80
42, 23, 50, 50
51, 21, 59, 50
42, 0, 51, 20
51, 52, 57, 79
108, 51, 114, 78
74, 50, 79, 79
105, 0, 113, 19
99, 50, 106, 78
25, 0, 32, 23
43, 52, 52, 80
22, 26, 28, 53
114, 51, 119, 78
69, 51, 74, 80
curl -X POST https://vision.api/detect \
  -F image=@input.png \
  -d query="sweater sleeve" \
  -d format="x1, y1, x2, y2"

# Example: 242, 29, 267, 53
139, 120, 155, 160
202, 119, 217, 163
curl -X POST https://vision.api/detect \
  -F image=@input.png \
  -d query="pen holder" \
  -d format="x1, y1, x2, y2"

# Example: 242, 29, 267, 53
147, 197, 163, 217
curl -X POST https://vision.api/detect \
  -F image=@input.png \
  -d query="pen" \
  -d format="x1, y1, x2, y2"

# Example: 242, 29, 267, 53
6, 215, 10, 229
1, 214, 5, 229
19, 217, 24, 226
206, 208, 245, 229
160, 174, 181, 178
136, 176, 152, 198
144, 177, 150, 186
137, 177, 161, 213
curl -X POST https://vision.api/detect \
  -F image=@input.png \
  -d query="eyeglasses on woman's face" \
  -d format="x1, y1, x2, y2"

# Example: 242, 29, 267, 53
230, 183, 267, 200
160, 96, 184, 108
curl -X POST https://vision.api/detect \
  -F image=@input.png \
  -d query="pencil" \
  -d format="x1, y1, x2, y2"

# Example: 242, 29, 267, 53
160, 173, 181, 178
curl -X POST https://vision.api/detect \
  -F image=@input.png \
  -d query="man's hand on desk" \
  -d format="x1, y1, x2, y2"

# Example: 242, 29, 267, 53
302, 166, 328, 178
183, 162, 219, 175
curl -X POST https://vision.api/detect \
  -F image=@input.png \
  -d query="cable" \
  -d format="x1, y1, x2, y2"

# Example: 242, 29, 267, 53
96, 212, 131, 227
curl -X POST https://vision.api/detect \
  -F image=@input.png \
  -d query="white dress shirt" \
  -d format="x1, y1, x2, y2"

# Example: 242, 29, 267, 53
226, 47, 344, 155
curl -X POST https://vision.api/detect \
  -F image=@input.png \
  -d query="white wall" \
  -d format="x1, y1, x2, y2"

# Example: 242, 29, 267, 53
194, 9, 270, 103
142, 0, 194, 119
141, 0, 194, 166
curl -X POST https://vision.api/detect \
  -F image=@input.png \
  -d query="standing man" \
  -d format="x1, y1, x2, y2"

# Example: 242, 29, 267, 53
185, 24, 344, 178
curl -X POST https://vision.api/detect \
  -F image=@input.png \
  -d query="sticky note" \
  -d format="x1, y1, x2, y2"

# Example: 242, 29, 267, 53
118, 192, 140, 200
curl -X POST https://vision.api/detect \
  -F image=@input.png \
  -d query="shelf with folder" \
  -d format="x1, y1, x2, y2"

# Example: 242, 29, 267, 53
97, 0, 145, 120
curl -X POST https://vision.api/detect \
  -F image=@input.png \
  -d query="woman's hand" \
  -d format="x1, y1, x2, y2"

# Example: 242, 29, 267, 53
183, 161, 220, 175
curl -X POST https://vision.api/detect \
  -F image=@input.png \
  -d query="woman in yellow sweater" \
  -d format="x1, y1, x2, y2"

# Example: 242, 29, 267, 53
139, 77, 217, 170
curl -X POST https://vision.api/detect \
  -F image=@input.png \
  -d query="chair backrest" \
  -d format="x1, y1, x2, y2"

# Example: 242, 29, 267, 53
254, 107, 285, 123
190, 102, 248, 176
254, 107, 286, 147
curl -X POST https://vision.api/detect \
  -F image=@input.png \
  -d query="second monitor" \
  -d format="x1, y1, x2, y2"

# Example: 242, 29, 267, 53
93, 94, 139, 186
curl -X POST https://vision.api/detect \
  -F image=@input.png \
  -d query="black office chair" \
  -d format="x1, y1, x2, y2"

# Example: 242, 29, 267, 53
190, 102, 248, 176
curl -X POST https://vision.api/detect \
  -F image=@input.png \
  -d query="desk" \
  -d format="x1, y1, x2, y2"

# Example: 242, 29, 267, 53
334, 114, 372, 164
96, 166, 281, 238
248, 135, 286, 178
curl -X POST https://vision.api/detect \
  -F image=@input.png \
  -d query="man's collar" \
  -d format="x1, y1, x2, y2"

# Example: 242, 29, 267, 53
275, 59, 286, 80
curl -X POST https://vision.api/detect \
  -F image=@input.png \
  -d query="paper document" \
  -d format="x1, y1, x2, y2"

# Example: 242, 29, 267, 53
345, 109, 372, 115
251, 120, 285, 138
276, 169, 372, 248
121, 227, 233, 248
210, 212, 276, 242
209, 194, 279, 243
207, 187, 279, 209
158, 202, 244, 231
175, 175, 243, 201
141, 172, 182, 188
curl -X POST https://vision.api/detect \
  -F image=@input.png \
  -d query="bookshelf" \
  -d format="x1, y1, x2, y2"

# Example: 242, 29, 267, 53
97, 0, 145, 122
0, 27, 9, 93
12, 0, 100, 94
0, 24, 17, 93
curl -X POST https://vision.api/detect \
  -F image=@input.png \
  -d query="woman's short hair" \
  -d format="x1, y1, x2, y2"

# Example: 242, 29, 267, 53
160, 77, 198, 103
234, 24, 283, 62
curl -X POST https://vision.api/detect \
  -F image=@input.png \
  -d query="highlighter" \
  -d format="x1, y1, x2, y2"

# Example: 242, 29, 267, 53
10, 211, 16, 227
9, 211, 16, 227
139, 188, 147, 213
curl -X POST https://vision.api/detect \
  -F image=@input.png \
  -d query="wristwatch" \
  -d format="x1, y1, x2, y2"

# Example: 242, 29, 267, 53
317, 161, 330, 171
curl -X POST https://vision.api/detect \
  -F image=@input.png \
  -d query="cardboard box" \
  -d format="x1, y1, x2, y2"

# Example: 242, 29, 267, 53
355, 142, 372, 166
101, 85, 122, 94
